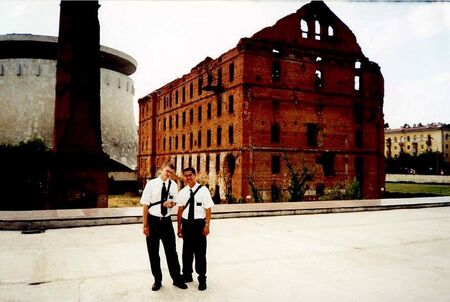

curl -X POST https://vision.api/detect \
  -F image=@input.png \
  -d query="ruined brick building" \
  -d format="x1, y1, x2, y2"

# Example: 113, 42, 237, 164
138, 1, 385, 202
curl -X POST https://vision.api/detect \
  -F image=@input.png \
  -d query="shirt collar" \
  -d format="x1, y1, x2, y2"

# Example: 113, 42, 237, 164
158, 177, 169, 186
189, 182, 200, 192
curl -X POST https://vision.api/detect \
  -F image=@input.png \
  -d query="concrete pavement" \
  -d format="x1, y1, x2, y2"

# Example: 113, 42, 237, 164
1, 206, 450, 302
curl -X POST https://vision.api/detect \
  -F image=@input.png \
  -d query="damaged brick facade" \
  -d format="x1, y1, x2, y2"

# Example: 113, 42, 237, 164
138, 1, 385, 202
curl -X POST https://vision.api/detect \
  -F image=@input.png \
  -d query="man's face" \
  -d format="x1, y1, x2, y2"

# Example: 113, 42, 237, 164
183, 171, 196, 186
160, 166, 174, 181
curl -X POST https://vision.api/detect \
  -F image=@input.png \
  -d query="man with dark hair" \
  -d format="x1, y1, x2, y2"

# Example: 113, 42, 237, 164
140, 162, 187, 291
176, 167, 214, 291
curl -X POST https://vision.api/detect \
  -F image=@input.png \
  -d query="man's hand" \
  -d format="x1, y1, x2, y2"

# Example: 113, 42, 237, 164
203, 224, 210, 236
143, 226, 150, 237
163, 201, 176, 208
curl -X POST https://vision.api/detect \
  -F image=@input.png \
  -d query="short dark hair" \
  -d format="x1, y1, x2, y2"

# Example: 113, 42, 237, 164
161, 161, 175, 170
182, 167, 196, 175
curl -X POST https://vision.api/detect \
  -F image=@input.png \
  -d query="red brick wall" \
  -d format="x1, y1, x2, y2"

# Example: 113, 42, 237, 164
138, 1, 385, 201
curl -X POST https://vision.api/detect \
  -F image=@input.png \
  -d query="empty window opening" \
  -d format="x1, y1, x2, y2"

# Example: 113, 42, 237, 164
272, 156, 281, 174
328, 26, 334, 36
355, 129, 363, 148
300, 19, 308, 38
169, 137, 172, 150
216, 154, 221, 173
198, 77, 203, 95
163, 117, 166, 130
229, 125, 234, 144
169, 116, 173, 129
182, 86, 186, 102
190, 132, 193, 148
217, 127, 222, 146
198, 130, 202, 148
354, 76, 360, 91
182, 134, 186, 149
271, 123, 280, 143
228, 95, 234, 114
189, 83, 193, 99
189, 109, 194, 123
315, 69, 322, 88
307, 123, 318, 147
206, 154, 210, 174
207, 74, 213, 86
217, 98, 222, 117
176, 114, 179, 128
272, 61, 281, 82
163, 137, 166, 151
218, 68, 222, 86
315, 20, 321, 40
229, 63, 235, 82
182, 111, 186, 126
175, 90, 179, 103
207, 130, 212, 147
197, 155, 201, 174
207, 103, 212, 119
321, 152, 335, 176
198, 106, 202, 122
175, 136, 179, 149
353, 102, 363, 124
271, 184, 281, 202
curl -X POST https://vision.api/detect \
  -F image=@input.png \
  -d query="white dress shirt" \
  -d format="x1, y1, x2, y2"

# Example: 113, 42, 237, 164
140, 177, 178, 217
176, 183, 214, 220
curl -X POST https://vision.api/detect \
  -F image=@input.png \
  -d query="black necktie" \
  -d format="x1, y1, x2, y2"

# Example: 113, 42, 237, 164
188, 189, 195, 221
161, 182, 167, 216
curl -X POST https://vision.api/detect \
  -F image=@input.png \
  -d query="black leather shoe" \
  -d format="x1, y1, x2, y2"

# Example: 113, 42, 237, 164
198, 282, 207, 291
181, 274, 193, 282
152, 282, 162, 291
173, 281, 188, 289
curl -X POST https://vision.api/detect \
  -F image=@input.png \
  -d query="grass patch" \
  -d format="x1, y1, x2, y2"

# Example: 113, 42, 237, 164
108, 194, 141, 208
385, 182, 450, 198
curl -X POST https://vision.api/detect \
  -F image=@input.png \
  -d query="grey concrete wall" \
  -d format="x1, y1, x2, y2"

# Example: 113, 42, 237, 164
0, 59, 137, 169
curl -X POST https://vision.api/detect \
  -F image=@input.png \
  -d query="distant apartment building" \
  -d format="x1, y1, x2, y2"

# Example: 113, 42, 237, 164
138, 1, 385, 202
385, 123, 450, 162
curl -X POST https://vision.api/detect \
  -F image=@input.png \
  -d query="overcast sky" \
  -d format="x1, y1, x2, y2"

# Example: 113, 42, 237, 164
1, 0, 449, 129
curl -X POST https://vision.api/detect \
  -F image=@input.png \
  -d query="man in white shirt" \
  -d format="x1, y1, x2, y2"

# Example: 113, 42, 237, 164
140, 162, 187, 291
176, 167, 214, 291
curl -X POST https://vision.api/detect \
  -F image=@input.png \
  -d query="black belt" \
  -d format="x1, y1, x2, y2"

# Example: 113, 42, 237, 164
149, 214, 171, 221
182, 218, 205, 223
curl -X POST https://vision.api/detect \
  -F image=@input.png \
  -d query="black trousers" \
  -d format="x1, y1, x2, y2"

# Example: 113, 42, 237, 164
145, 215, 182, 283
182, 218, 207, 282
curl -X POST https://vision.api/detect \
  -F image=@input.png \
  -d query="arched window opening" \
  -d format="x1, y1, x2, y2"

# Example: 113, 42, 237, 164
315, 20, 321, 40
328, 26, 334, 36
300, 19, 308, 38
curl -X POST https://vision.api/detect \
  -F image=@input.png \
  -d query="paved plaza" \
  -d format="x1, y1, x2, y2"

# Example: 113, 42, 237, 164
1, 206, 450, 302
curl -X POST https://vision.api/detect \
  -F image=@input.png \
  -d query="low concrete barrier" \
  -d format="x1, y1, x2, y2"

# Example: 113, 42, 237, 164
1, 196, 449, 230
386, 174, 450, 184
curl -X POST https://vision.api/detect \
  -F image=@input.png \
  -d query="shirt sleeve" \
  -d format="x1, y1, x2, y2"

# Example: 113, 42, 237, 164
140, 180, 153, 206
175, 188, 187, 207
201, 187, 214, 209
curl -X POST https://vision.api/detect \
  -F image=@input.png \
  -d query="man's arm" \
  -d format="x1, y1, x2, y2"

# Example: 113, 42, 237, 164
143, 205, 150, 237
177, 207, 183, 238
203, 208, 211, 236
